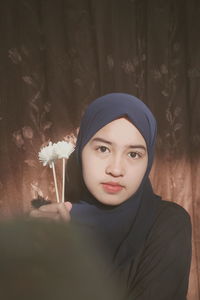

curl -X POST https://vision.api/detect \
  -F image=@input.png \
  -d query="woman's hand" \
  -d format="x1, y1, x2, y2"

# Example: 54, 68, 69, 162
30, 202, 72, 222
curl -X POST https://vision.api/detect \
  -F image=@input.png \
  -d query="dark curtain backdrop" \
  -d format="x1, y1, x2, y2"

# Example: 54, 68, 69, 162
0, 0, 199, 299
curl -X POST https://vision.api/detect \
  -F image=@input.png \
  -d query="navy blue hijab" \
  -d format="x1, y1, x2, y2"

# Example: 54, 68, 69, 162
70, 93, 160, 285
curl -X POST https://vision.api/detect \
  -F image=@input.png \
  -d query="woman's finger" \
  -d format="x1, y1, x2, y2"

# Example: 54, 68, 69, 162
64, 201, 72, 212
39, 203, 60, 213
30, 202, 71, 222
29, 209, 60, 221
57, 203, 71, 222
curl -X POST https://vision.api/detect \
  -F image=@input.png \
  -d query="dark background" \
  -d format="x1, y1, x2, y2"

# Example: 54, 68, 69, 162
0, 0, 199, 298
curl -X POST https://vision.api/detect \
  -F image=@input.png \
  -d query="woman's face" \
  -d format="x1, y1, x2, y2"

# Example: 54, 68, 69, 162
81, 118, 148, 206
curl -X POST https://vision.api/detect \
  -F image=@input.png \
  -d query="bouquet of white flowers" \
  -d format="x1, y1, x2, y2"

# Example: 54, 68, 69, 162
38, 140, 75, 203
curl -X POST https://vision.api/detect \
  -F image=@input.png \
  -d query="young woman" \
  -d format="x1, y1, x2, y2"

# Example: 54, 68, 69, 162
31, 93, 192, 299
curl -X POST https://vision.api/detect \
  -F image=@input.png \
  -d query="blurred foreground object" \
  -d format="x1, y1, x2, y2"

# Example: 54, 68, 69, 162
0, 218, 120, 300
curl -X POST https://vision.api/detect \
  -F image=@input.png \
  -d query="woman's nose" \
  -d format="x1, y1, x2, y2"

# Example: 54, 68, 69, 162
105, 155, 125, 177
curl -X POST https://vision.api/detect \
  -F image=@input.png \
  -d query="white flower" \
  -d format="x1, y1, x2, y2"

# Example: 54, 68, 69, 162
53, 141, 75, 159
38, 142, 57, 168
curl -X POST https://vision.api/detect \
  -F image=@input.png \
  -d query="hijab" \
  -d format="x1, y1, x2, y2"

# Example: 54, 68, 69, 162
70, 93, 161, 288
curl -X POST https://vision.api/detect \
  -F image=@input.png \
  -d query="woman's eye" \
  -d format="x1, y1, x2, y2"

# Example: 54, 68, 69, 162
97, 146, 109, 153
128, 152, 141, 159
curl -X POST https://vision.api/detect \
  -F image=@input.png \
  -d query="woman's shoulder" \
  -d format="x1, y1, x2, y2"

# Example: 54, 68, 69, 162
141, 199, 192, 274
157, 199, 190, 221
149, 199, 191, 239
129, 202, 191, 299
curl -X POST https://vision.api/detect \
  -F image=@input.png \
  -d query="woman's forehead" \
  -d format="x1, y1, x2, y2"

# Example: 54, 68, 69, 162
90, 118, 147, 147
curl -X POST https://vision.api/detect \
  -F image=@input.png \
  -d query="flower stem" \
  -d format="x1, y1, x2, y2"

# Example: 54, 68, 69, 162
62, 158, 66, 203
52, 162, 60, 203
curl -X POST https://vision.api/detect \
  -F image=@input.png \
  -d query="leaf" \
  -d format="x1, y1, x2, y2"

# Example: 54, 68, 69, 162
161, 90, 169, 97
22, 76, 34, 85
64, 133, 77, 145
24, 159, 37, 167
165, 133, 170, 138
43, 121, 53, 131
22, 126, 34, 139
174, 107, 181, 117
121, 60, 135, 74
31, 91, 41, 103
44, 102, 51, 113
29, 101, 39, 113
166, 110, 173, 124
31, 182, 44, 198
8, 48, 22, 64
152, 69, 161, 80
174, 123, 183, 132
12, 131, 24, 148
74, 78, 83, 86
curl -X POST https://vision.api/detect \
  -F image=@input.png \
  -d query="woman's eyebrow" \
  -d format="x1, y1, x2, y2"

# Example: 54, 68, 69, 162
91, 137, 112, 145
129, 145, 146, 151
90, 137, 146, 151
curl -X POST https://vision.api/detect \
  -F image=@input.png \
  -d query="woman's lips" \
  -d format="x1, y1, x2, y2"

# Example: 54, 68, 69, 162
102, 182, 123, 194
